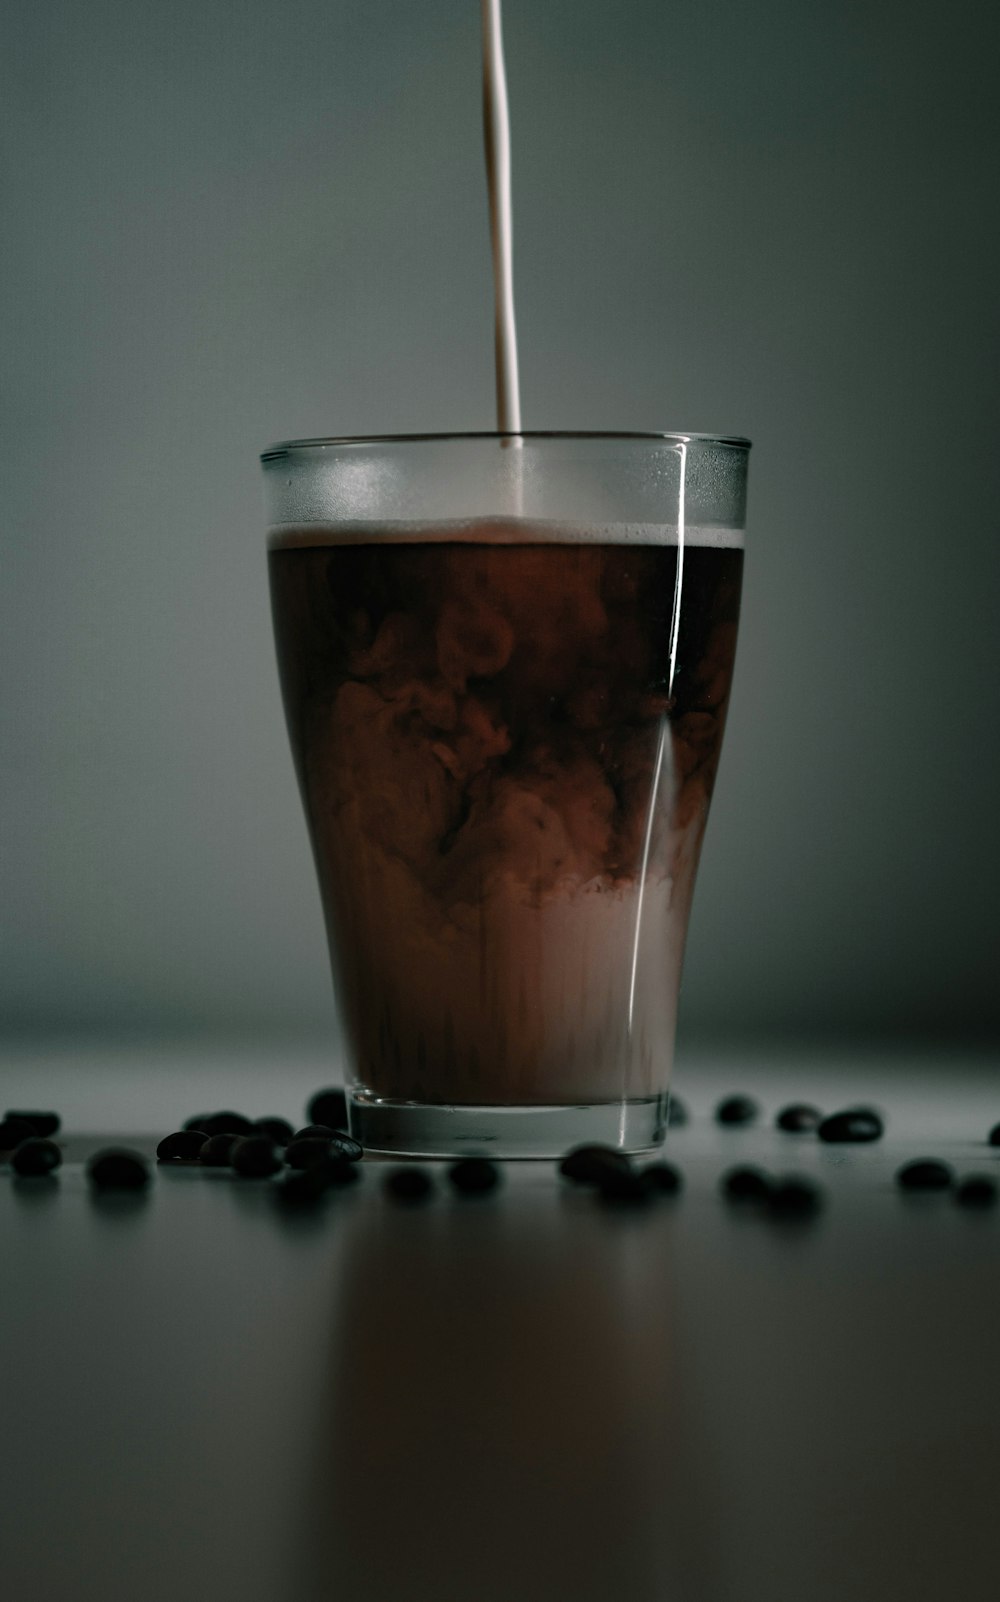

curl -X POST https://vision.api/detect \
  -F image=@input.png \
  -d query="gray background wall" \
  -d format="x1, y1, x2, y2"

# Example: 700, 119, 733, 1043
3, 0, 998, 1046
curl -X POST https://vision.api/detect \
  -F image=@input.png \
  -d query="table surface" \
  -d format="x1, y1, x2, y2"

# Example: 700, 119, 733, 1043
2, 1042, 998, 1602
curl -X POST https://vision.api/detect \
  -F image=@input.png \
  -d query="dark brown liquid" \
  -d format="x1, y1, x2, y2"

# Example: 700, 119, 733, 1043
269, 534, 742, 1105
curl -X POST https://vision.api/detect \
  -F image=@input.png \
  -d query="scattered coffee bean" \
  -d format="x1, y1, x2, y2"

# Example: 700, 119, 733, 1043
776, 1103, 823, 1133
87, 1148, 150, 1190
666, 1096, 689, 1127
597, 1168, 650, 1207
199, 1133, 241, 1166
988, 1123, 1000, 1148
327, 1132, 363, 1162
818, 1109, 884, 1144
385, 1167, 433, 1202
721, 1165, 772, 1201
12, 1138, 62, 1176
559, 1145, 631, 1185
0, 1116, 39, 1152
956, 1175, 998, 1208
6, 1110, 60, 1137
448, 1158, 501, 1195
183, 1114, 214, 1134
201, 1111, 255, 1137
295, 1124, 337, 1140
157, 1130, 207, 1163
232, 1137, 282, 1178
286, 1137, 335, 1170
641, 1162, 683, 1195
768, 1176, 823, 1216
896, 1159, 954, 1192
307, 1088, 349, 1131
715, 1095, 759, 1127
254, 1117, 294, 1146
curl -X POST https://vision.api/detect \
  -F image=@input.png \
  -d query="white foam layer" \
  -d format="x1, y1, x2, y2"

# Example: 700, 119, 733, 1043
268, 518, 745, 551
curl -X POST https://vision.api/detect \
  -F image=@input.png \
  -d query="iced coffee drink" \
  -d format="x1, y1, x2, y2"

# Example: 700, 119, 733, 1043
264, 435, 747, 1155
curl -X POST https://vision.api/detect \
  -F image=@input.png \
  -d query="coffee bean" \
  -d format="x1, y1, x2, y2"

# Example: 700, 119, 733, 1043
768, 1176, 823, 1216
559, 1145, 631, 1185
448, 1158, 501, 1195
157, 1130, 207, 1163
232, 1137, 282, 1178
307, 1088, 349, 1131
12, 1138, 62, 1176
286, 1137, 335, 1170
715, 1095, 759, 1127
295, 1124, 337, 1140
776, 1103, 822, 1133
199, 1133, 241, 1166
6, 1110, 60, 1137
721, 1165, 772, 1202
0, 1117, 39, 1152
204, 1112, 255, 1137
896, 1159, 954, 1192
254, 1117, 294, 1146
87, 1148, 150, 1190
385, 1167, 433, 1202
956, 1175, 998, 1208
818, 1110, 884, 1144
183, 1114, 215, 1134
666, 1096, 689, 1127
597, 1168, 650, 1207
328, 1132, 364, 1162
988, 1123, 1000, 1148
641, 1162, 683, 1195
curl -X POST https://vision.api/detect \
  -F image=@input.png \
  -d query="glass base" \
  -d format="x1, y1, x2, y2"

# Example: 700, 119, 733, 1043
348, 1093, 668, 1159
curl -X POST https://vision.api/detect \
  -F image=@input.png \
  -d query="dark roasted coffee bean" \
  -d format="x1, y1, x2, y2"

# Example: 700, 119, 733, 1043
721, 1164, 772, 1201
715, 1095, 759, 1127
199, 1133, 240, 1166
184, 1113, 214, 1134
0, 1116, 38, 1152
295, 1124, 337, 1140
328, 1131, 363, 1162
641, 1162, 683, 1195
988, 1123, 1000, 1148
385, 1167, 433, 1202
286, 1137, 335, 1170
956, 1175, 998, 1208
254, 1117, 294, 1146
597, 1168, 650, 1207
896, 1159, 953, 1192
818, 1109, 883, 1144
6, 1109, 60, 1137
201, 1111, 254, 1137
12, 1138, 62, 1176
232, 1136, 282, 1178
307, 1088, 349, 1131
776, 1103, 822, 1133
666, 1096, 689, 1127
157, 1130, 207, 1162
559, 1145, 631, 1185
87, 1148, 150, 1190
448, 1158, 501, 1195
768, 1176, 823, 1216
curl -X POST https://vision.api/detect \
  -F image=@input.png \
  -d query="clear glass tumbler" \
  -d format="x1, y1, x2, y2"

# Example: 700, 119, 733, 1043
263, 432, 749, 1156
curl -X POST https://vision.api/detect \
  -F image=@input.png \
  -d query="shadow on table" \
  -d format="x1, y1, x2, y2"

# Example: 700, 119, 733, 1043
294, 1188, 725, 1602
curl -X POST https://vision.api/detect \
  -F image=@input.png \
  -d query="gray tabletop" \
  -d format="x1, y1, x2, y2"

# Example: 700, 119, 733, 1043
2, 1044, 998, 1602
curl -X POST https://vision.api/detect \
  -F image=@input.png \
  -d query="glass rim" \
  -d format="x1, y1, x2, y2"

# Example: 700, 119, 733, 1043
261, 429, 752, 463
